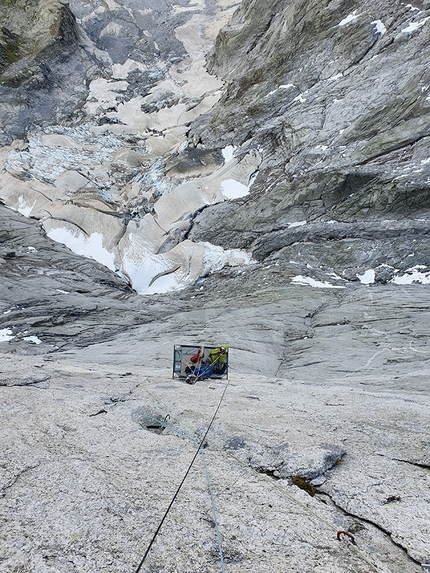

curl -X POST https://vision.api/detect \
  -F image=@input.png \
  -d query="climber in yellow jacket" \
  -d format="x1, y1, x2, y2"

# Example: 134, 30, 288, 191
207, 345, 228, 375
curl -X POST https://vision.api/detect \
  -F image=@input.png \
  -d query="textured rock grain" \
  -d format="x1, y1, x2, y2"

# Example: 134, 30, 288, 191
0, 0, 429, 571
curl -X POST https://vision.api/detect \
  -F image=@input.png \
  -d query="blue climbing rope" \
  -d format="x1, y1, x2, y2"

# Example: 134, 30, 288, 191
134, 379, 230, 573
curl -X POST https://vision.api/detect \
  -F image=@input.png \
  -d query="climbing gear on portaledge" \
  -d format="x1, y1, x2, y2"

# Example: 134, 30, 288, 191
185, 355, 218, 384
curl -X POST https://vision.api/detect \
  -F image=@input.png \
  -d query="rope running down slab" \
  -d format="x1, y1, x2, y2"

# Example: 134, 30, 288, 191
133, 378, 230, 573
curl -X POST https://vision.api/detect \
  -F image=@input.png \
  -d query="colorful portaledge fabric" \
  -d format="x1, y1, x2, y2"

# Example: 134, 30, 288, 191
173, 344, 229, 379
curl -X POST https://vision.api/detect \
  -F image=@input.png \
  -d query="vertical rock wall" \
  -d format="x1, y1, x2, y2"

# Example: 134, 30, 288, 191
188, 0, 430, 285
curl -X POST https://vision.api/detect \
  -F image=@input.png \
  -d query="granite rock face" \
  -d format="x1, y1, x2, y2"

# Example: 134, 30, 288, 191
189, 0, 430, 285
1, 202, 429, 572
0, 0, 430, 572
0, 0, 91, 143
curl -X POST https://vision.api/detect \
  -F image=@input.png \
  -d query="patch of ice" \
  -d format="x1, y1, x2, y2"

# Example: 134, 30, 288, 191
47, 228, 115, 271
201, 241, 253, 271
222, 146, 236, 163
7, 128, 125, 184
291, 275, 346, 289
280, 84, 296, 89
421, 158, 430, 164
27, 246, 38, 252
293, 94, 306, 103
288, 221, 307, 228
357, 269, 375, 284
391, 266, 430, 284
220, 179, 249, 199
112, 59, 148, 79
406, 4, 421, 12
0, 328, 14, 342
85, 77, 129, 115
328, 73, 343, 82
123, 238, 253, 295
372, 20, 387, 35
122, 247, 179, 295
105, 0, 121, 10
17, 196, 35, 218
338, 11, 359, 27
248, 171, 258, 187
172, 0, 204, 13
56, 289, 70, 294
401, 16, 430, 34
100, 22, 123, 37
23, 336, 42, 345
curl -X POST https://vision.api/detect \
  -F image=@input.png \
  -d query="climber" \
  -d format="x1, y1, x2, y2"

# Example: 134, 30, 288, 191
206, 345, 228, 376
185, 348, 204, 378
185, 345, 228, 383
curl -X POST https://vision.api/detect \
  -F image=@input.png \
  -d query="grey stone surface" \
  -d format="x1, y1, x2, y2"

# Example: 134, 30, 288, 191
0, 0, 429, 571
1, 206, 429, 571
188, 0, 430, 286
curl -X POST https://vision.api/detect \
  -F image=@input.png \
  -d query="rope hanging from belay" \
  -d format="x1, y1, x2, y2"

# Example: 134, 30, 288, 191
133, 378, 230, 573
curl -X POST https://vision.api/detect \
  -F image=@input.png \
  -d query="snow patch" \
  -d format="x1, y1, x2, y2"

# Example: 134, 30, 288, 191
401, 16, 430, 34
122, 238, 253, 295
372, 20, 387, 35
122, 246, 178, 295
406, 4, 421, 12
330, 272, 346, 281
391, 266, 430, 284
23, 336, 42, 345
357, 269, 375, 284
265, 84, 296, 98
221, 179, 249, 199
0, 328, 14, 342
291, 276, 346, 289
293, 94, 307, 103
47, 228, 116, 271
338, 11, 359, 27
111, 59, 148, 79
289, 221, 307, 228
222, 146, 236, 163
17, 196, 35, 218
201, 241, 252, 271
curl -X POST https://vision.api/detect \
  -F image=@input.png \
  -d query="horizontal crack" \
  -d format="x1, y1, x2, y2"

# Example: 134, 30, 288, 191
2, 375, 51, 387
377, 453, 430, 470
392, 458, 430, 470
